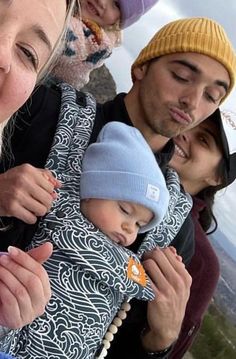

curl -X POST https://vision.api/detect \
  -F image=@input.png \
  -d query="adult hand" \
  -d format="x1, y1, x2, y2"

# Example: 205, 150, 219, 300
0, 242, 53, 329
141, 247, 192, 352
0, 164, 61, 224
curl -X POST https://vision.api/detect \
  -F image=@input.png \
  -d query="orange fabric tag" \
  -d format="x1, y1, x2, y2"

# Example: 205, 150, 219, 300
127, 257, 147, 287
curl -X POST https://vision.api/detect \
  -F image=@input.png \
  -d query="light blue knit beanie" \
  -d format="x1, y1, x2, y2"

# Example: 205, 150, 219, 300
80, 122, 169, 233
0, 353, 15, 359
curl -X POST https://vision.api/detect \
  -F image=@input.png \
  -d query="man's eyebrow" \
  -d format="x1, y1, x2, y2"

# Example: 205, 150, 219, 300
171, 59, 229, 93
170, 59, 200, 74
31, 24, 52, 51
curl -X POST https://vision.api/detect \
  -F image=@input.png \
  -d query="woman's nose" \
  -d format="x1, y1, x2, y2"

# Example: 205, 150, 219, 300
179, 132, 189, 143
0, 36, 12, 74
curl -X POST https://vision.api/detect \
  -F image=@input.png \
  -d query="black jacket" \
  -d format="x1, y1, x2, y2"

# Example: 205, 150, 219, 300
169, 198, 220, 359
0, 85, 194, 358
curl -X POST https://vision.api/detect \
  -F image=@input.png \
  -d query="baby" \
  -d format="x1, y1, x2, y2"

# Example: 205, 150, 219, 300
80, 121, 169, 247
2, 123, 169, 359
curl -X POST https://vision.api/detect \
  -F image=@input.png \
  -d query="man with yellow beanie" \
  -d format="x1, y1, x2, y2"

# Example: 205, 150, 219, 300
100, 16, 236, 359
0, 16, 235, 359
127, 17, 236, 149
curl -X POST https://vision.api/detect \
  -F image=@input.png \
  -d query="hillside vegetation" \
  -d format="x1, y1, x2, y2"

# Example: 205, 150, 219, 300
190, 303, 236, 358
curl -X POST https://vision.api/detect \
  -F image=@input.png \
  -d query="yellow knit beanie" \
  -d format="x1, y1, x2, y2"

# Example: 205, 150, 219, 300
131, 17, 236, 99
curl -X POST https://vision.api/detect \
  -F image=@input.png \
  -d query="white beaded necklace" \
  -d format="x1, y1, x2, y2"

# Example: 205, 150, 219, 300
96, 301, 131, 359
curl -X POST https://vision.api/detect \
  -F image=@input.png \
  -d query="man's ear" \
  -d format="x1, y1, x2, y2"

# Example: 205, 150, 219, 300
132, 63, 148, 81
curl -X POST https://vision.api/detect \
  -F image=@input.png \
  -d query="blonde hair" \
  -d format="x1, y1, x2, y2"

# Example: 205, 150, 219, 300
37, 0, 78, 83
105, 20, 122, 48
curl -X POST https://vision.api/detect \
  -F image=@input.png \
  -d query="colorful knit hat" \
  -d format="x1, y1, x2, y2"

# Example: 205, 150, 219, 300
131, 17, 236, 99
118, 0, 159, 28
80, 122, 169, 233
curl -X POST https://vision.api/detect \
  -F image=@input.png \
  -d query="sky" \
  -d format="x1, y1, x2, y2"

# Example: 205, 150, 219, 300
106, 0, 236, 247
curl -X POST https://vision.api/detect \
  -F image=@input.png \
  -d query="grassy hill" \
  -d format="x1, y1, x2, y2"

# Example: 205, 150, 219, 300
190, 303, 236, 358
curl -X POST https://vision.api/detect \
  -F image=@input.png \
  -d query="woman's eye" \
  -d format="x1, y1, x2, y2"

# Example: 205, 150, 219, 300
18, 45, 38, 70
199, 136, 208, 146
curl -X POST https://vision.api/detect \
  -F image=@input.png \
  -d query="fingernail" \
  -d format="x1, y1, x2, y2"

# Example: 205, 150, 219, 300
57, 181, 62, 188
49, 178, 57, 186
51, 192, 58, 200
169, 246, 177, 254
0, 252, 8, 256
8, 246, 19, 256
43, 174, 50, 181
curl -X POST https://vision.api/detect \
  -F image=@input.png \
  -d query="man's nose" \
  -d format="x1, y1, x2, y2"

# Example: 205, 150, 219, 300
0, 36, 13, 74
179, 86, 202, 112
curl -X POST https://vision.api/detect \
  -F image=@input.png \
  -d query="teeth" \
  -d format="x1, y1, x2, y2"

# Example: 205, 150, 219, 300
175, 144, 186, 158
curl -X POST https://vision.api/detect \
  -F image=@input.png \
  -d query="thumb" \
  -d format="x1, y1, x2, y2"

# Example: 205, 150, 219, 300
27, 242, 53, 264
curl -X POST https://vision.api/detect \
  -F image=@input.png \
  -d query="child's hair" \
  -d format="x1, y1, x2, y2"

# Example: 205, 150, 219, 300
37, 0, 79, 83
104, 21, 122, 48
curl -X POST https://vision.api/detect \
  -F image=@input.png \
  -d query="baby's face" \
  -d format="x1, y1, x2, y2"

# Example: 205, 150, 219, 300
81, 199, 153, 247
80, 0, 120, 28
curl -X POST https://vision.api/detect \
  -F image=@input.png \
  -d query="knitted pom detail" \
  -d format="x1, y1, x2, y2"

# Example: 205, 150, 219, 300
82, 18, 103, 45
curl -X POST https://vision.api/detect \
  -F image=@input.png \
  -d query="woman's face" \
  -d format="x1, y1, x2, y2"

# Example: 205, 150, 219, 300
0, 0, 67, 123
170, 119, 223, 195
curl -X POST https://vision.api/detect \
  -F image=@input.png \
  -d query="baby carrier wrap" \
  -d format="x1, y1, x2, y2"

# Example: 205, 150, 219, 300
2, 84, 192, 359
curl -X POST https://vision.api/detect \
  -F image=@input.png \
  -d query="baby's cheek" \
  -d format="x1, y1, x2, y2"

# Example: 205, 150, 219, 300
96, 216, 113, 232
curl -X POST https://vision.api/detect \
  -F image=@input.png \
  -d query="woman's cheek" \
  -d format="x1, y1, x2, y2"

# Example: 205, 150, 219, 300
11, 73, 37, 113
